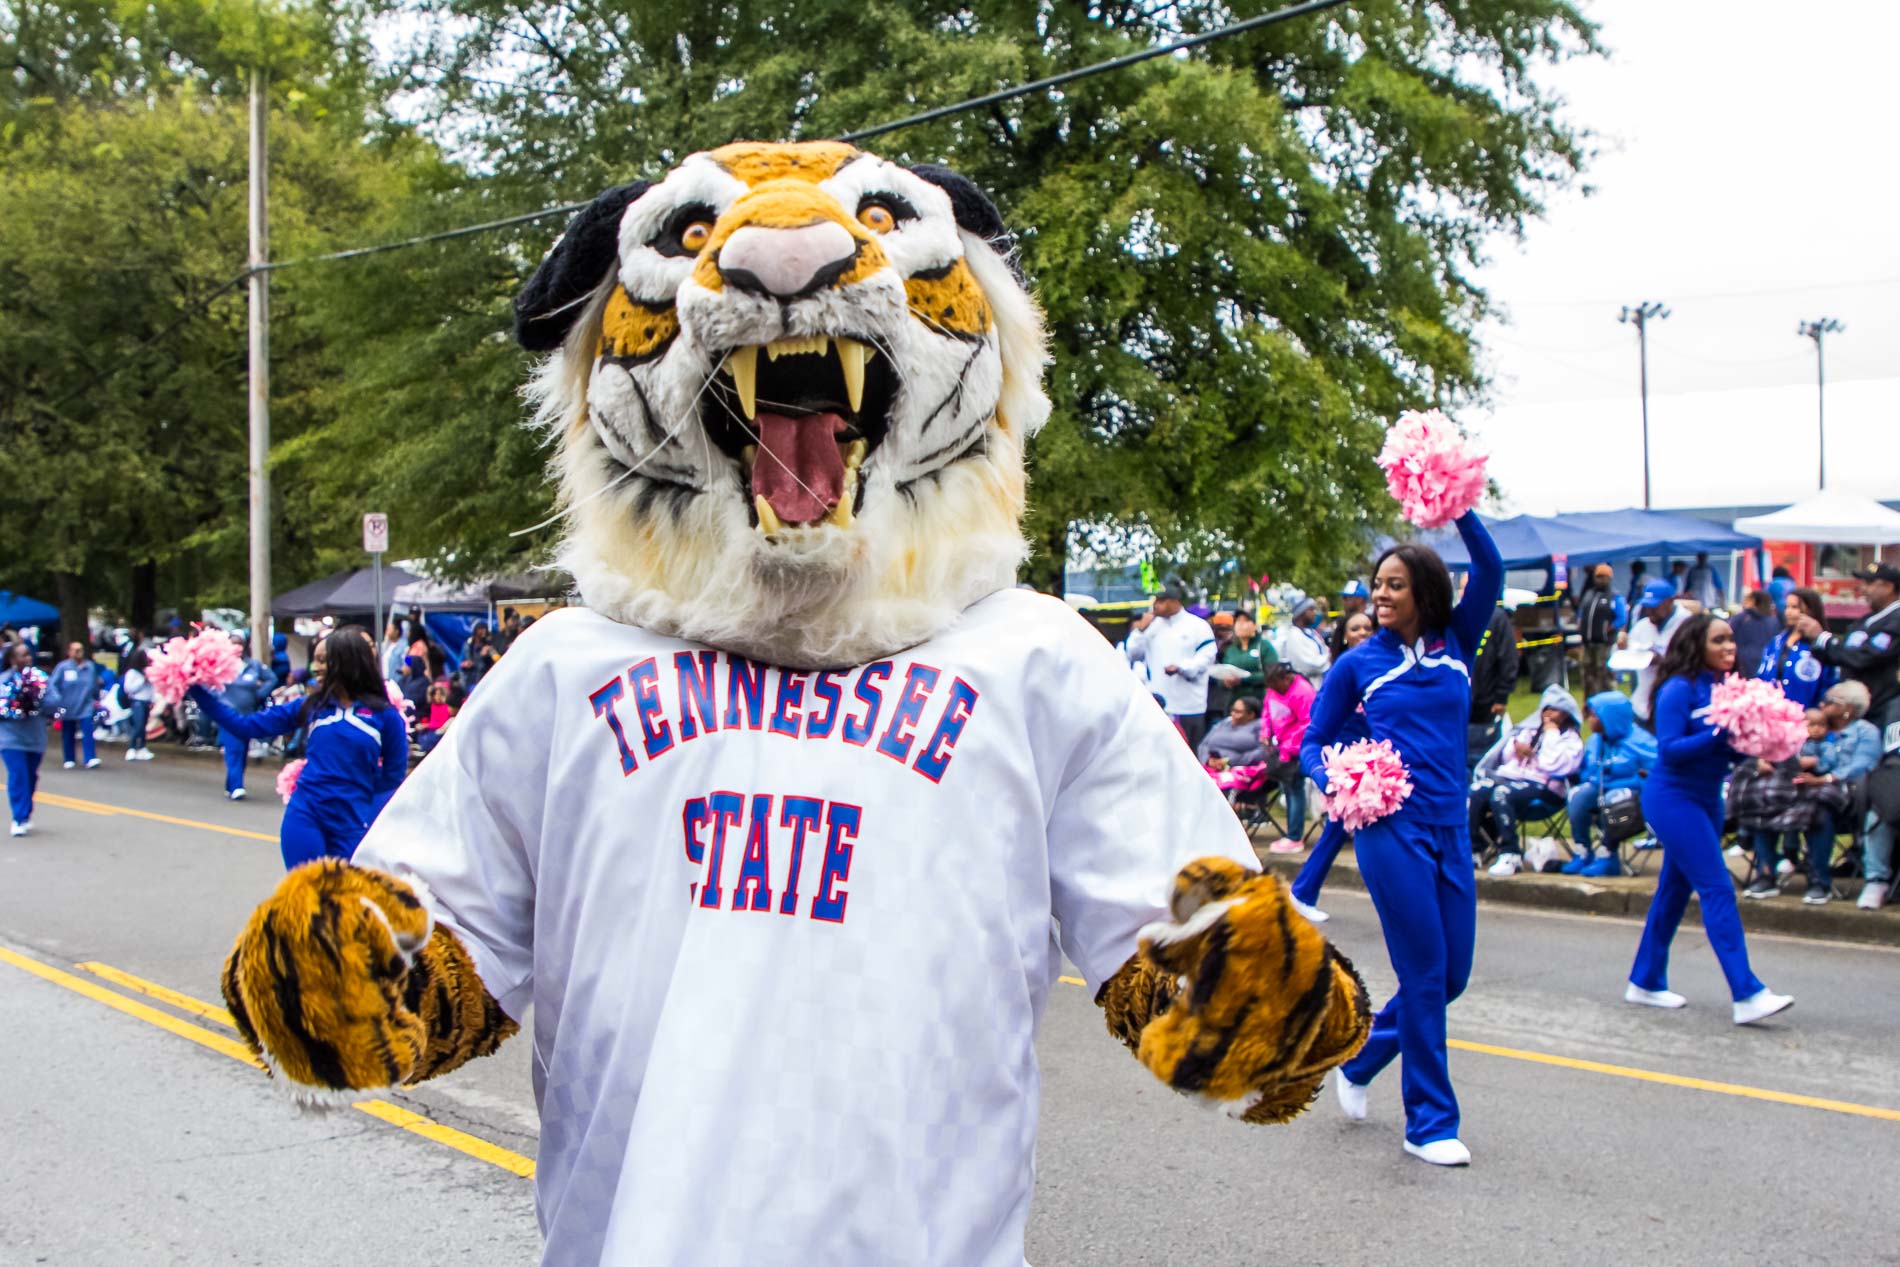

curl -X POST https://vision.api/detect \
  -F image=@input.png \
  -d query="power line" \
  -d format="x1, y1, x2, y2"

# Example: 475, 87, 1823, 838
48, 272, 250, 410
264, 0, 1353, 275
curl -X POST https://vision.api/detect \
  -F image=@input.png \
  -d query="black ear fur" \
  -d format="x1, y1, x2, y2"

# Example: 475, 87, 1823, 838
908, 164, 1015, 259
513, 181, 650, 352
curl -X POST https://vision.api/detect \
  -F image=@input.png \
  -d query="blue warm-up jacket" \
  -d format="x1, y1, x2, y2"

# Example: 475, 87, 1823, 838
1648, 672, 1735, 795
1757, 630, 1834, 708
189, 686, 407, 814
1301, 512, 1504, 825
1579, 690, 1656, 796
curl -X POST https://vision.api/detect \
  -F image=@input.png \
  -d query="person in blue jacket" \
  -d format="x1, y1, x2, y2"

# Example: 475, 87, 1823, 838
1560, 691, 1657, 877
1624, 612, 1793, 1026
188, 625, 407, 869
1300, 511, 1502, 1168
1757, 587, 1833, 707
269, 631, 291, 686
44, 641, 105, 769
1, 642, 50, 836
206, 634, 278, 801
1290, 609, 1376, 922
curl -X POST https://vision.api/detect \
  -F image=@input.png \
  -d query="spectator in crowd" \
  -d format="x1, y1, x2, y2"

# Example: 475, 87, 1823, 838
1279, 596, 1332, 685
1328, 581, 1370, 659
1793, 681, 1882, 905
1197, 696, 1267, 770
1624, 612, 1792, 1025
1668, 560, 1690, 595
397, 654, 431, 712
1470, 685, 1585, 876
120, 647, 155, 761
1623, 580, 1689, 729
1797, 563, 1900, 726
1260, 659, 1315, 855
1729, 590, 1778, 682
1682, 552, 1724, 610
379, 620, 408, 681
459, 621, 500, 690
1625, 561, 1649, 620
416, 682, 456, 755
1758, 587, 1833, 707
495, 607, 523, 654
1202, 611, 1238, 728
269, 631, 291, 685
1734, 709, 1822, 901
1123, 581, 1218, 746
1467, 600, 1518, 771
1573, 564, 1625, 697
1767, 566, 1797, 612
210, 634, 278, 801
1562, 691, 1656, 877
44, 641, 104, 770
1209, 610, 1272, 724
0, 641, 49, 836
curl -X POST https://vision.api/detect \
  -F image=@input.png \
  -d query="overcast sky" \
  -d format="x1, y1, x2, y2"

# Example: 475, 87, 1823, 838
1465, 0, 1899, 516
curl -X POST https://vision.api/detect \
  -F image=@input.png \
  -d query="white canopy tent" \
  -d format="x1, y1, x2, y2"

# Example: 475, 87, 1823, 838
1733, 490, 1900, 546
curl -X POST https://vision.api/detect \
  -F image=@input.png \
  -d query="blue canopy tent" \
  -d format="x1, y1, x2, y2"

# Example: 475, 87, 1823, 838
1550, 510, 1761, 558
1410, 514, 1653, 570
0, 591, 60, 627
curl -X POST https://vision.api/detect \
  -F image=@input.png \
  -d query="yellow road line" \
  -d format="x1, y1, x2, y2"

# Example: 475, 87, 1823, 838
0, 946, 261, 1068
1058, 975, 1085, 987
0, 946, 536, 1177
76, 961, 237, 1029
36, 792, 279, 843
1446, 1038, 1900, 1123
1050, 976, 1900, 1125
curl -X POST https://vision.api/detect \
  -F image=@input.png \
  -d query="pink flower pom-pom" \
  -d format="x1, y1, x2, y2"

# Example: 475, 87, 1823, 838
385, 680, 413, 733
1377, 409, 1488, 531
1321, 738, 1415, 832
147, 629, 245, 704
276, 758, 305, 804
1704, 675, 1807, 762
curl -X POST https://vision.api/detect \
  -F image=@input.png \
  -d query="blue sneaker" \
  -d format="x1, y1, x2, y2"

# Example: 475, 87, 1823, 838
1561, 851, 1594, 875
1580, 853, 1622, 878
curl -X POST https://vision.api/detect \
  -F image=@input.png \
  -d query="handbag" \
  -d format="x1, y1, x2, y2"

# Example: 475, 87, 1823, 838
1600, 785, 1645, 844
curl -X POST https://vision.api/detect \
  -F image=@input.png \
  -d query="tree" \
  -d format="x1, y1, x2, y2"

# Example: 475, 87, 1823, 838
362, 0, 1599, 593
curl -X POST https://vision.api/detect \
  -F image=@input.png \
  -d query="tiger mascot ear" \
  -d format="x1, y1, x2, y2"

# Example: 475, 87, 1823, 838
513, 180, 652, 351
907, 163, 1017, 263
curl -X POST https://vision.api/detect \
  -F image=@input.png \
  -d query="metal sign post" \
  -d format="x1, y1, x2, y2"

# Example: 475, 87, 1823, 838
364, 513, 389, 647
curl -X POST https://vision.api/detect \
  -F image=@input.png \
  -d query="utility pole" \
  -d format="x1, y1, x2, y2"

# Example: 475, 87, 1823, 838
1619, 301, 1670, 509
1797, 317, 1843, 490
247, 68, 272, 654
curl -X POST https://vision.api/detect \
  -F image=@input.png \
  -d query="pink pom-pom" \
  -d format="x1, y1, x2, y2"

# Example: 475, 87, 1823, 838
1321, 738, 1415, 832
1704, 675, 1807, 762
385, 680, 413, 733
1377, 409, 1488, 531
276, 758, 305, 804
147, 629, 245, 704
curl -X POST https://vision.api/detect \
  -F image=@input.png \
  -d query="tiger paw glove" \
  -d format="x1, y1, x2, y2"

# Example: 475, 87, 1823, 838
220, 859, 517, 1108
1114, 856, 1371, 1124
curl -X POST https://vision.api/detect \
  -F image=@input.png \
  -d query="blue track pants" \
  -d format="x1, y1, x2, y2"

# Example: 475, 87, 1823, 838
1629, 783, 1765, 1002
279, 795, 372, 870
1340, 818, 1476, 1145
1290, 818, 1348, 907
60, 717, 97, 766
219, 728, 248, 795
3, 750, 42, 825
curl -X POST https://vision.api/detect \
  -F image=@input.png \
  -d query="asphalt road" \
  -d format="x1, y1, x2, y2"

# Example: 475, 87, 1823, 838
4, 749, 1897, 1266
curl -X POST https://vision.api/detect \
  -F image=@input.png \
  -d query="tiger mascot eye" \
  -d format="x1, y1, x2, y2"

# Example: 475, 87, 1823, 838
216, 141, 1372, 1266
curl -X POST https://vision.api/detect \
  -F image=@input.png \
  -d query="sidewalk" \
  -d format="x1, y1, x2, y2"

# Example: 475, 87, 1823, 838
1252, 831, 1900, 949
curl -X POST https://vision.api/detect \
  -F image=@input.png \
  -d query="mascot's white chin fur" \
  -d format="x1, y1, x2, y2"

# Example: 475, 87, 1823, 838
518, 141, 1050, 669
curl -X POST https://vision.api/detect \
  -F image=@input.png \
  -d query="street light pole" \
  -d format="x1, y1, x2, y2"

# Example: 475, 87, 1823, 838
1619, 301, 1670, 509
247, 67, 272, 654
1797, 317, 1843, 490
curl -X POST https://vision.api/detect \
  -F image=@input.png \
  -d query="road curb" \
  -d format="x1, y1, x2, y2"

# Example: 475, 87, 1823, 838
1254, 845, 1900, 949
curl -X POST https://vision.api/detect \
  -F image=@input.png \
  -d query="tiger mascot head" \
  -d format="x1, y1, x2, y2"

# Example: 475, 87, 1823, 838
515, 141, 1048, 668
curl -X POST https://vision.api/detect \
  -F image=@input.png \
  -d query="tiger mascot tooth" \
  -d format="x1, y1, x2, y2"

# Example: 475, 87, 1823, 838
220, 140, 1371, 1266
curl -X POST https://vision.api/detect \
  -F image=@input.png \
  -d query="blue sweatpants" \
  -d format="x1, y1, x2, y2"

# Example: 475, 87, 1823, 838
279, 795, 372, 871
3, 750, 42, 825
1629, 783, 1765, 1002
1340, 818, 1477, 1146
1290, 818, 1348, 907
219, 728, 248, 795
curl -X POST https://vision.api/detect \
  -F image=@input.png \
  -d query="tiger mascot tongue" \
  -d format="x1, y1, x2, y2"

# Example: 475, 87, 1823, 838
221, 141, 1368, 1266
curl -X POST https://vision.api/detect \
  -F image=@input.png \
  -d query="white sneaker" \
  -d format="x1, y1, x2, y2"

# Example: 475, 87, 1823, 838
1487, 854, 1522, 877
136, 748, 154, 761
62, 760, 75, 770
8, 821, 24, 838
1290, 897, 1330, 924
1859, 882, 1889, 911
1734, 989, 1794, 1026
1335, 1071, 1368, 1122
1404, 1138, 1471, 1167
125, 748, 139, 761
1625, 983, 1687, 1009
85, 758, 101, 769
228, 788, 247, 801
1775, 858, 1795, 878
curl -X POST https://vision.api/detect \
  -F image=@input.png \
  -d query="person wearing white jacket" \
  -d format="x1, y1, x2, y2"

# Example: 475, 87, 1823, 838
1123, 582, 1218, 746
1469, 684, 1585, 875
1279, 597, 1333, 685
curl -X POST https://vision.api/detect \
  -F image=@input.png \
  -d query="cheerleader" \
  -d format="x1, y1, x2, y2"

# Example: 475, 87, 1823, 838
1300, 512, 1501, 1166
1625, 613, 1793, 1024
0, 642, 49, 836
1289, 610, 1376, 922
188, 626, 407, 869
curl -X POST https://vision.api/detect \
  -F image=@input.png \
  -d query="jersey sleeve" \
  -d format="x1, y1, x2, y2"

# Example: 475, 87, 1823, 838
1039, 611, 1260, 995
1450, 512, 1504, 660
189, 689, 301, 741
352, 651, 548, 1022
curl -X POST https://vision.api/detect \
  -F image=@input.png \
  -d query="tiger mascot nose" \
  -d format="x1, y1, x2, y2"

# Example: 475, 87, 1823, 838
717, 220, 858, 299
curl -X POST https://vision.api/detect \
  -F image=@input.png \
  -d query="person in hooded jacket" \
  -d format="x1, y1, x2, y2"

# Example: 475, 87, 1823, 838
1469, 684, 1585, 876
1560, 691, 1657, 877
1758, 587, 1834, 708
207, 633, 279, 801
44, 641, 104, 770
